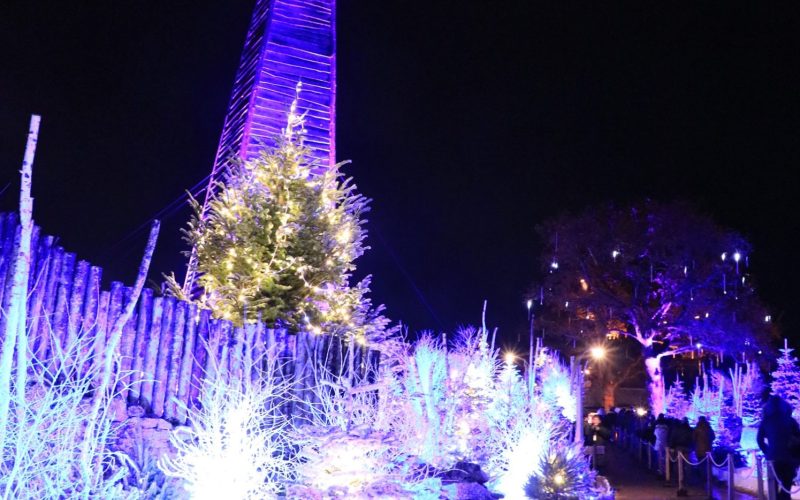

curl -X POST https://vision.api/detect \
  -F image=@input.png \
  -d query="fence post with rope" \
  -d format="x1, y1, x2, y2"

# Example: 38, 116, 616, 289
727, 452, 735, 500
766, 459, 800, 500
706, 453, 713, 499
674, 449, 713, 498
666, 447, 673, 482
755, 454, 764, 500
615, 426, 774, 499
767, 462, 777, 499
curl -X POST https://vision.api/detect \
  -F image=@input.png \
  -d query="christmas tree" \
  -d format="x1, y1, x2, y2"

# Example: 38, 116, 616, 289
770, 339, 800, 416
741, 367, 765, 426
523, 443, 597, 500
665, 376, 691, 420
168, 93, 387, 340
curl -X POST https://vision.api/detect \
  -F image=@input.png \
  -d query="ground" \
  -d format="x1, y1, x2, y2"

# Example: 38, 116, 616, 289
603, 445, 755, 499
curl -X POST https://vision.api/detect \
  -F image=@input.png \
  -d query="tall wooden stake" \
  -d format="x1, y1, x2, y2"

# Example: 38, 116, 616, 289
0, 115, 40, 452
80, 220, 159, 484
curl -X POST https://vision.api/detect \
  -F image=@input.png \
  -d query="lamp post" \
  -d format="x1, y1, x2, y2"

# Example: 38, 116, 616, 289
519, 299, 534, 344
576, 344, 608, 443
573, 355, 584, 444
590, 346, 607, 361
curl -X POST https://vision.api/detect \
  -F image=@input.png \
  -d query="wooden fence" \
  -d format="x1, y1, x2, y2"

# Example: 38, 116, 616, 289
0, 212, 379, 424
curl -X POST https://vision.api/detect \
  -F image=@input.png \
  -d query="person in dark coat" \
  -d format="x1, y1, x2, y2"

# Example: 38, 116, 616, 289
757, 396, 800, 500
693, 416, 715, 460
669, 417, 694, 458
584, 413, 611, 469
584, 413, 612, 446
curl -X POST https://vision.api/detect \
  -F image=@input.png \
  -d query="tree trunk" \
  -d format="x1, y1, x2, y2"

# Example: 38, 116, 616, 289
603, 381, 617, 410
0, 115, 40, 452
645, 356, 665, 415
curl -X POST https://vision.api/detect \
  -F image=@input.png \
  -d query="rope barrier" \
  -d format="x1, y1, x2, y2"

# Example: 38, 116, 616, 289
767, 460, 800, 495
668, 449, 679, 463
676, 451, 709, 467
616, 428, 771, 499
708, 453, 730, 468
735, 462, 757, 481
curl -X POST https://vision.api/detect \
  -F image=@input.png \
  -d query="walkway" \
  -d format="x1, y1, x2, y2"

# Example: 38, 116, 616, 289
603, 444, 756, 499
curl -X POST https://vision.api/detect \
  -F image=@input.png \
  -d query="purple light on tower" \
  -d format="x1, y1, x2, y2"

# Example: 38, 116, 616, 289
209, 0, 337, 183
185, 0, 337, 290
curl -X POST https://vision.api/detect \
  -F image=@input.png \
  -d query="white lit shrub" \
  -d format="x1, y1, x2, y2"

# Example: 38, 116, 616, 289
159, 350, 295, 500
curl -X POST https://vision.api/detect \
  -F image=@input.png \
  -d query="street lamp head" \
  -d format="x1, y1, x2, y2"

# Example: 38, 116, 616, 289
589, 346, 606, 360
526, 299, 533, 310
733, 251, 741, 262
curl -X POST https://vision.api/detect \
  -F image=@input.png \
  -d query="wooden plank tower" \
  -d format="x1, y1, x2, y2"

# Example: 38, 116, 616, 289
186, 0, 337, 289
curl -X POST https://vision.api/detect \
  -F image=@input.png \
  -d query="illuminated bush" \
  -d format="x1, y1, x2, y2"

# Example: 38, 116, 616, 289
0, 327, 134, 499
159, 351, 295, 500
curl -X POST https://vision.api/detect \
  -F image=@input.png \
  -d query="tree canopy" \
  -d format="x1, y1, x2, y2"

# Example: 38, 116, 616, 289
532, 200, 775, 412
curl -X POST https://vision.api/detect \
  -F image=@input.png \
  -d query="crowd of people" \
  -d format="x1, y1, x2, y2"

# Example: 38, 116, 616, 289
582, 407, 715, 473
581, 396, 800, 499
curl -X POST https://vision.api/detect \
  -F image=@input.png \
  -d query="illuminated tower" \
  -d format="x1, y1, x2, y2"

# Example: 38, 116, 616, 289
210, 0, 336, 179
186, 0, 337, 289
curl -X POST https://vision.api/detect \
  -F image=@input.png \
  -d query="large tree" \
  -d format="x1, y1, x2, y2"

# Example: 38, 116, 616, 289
532, 200, 774, 414
168, 103, 389, 341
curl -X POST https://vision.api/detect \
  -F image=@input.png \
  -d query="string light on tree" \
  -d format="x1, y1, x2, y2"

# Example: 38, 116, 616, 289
165, 91, 390, 343
531, 201, 772, 415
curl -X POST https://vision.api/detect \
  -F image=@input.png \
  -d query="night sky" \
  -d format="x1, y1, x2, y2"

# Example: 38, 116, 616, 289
2, 2, 799, 346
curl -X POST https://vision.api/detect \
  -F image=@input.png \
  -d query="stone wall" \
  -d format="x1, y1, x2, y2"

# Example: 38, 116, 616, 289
110, 399, 183, 465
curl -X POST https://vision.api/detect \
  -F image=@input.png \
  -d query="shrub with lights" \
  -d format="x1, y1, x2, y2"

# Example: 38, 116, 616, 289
155, 106, 604, 498
159, 350, 296, 500
167, 96, 386, 343
272, 326, 604, 499
524, 442, 597, 500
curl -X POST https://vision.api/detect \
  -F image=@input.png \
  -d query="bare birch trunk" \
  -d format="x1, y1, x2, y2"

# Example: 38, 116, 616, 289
0, 115, 40, 452
80, 220, 159, 484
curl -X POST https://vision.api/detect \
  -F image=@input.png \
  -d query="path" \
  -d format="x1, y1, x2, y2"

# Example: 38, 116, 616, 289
602, 444, 756, 499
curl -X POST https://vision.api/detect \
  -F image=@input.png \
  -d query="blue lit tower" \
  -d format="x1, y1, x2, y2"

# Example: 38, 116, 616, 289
208, 0, 336, 179
186, 0, 337, 289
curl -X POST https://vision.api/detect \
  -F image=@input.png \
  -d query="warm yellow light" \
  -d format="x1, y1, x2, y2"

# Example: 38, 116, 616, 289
504, 352, 515, 365
337, 227, 352, 244
635, 407, 647, 417
590, 346, 606, 360
579, 278, 589, 291
553, 472, 565, 485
